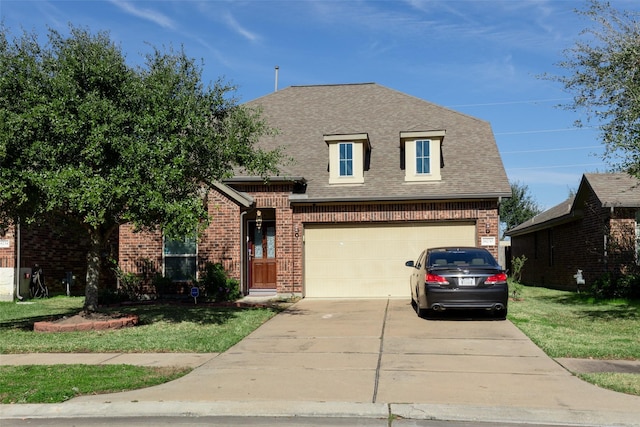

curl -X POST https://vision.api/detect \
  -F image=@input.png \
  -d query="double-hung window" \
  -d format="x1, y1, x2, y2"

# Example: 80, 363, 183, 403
163, 235, 197, 281
400, 130, 444, 182
416, 140, 430, 174
339, 142, 353, 177
325, 133, 368, 184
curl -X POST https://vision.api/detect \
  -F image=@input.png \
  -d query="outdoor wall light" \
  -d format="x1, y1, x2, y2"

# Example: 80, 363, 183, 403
256, 210, 263, 230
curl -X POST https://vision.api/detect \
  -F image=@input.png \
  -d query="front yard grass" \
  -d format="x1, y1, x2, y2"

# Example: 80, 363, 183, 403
0, 297, 279, 353
0, 364, 190, 404
508, 285, 639, 360
508, 284, 639, 396
0, 296, 280, 403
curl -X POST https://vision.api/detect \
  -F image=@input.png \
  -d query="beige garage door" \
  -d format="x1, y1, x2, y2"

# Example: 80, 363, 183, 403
304, 222, 476, 298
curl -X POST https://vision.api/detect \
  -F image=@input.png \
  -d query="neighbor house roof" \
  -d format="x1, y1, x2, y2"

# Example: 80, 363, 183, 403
506, 197, 576, 237
580, 173, 640, 208
506, 173, 640, 237
236, 83, 510, 203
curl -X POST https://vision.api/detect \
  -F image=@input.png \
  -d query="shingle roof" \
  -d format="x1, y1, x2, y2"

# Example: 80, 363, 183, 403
506, 197, 575, 236
583, 173, 640, 207
506, 173, 640, 236
240, 83, 510, 202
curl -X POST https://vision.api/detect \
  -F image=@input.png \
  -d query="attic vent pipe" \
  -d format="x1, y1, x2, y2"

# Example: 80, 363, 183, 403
274, 66, 279, 92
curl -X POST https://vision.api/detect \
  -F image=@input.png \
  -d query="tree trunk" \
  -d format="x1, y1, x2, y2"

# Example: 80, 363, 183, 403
84, 229, 103, 312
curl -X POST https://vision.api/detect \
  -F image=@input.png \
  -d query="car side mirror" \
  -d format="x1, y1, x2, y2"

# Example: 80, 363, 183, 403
405, 260, 415, 268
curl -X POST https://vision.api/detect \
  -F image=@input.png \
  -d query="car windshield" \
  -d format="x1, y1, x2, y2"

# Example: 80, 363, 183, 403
428, 250, 497, 268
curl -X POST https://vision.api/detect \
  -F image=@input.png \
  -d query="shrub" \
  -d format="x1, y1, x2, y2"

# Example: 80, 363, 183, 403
590, 273, 640, 299
151, 274, 174, 298
112, 264, 144, 302
511, 255, 527, 283
197, 262, 242, 302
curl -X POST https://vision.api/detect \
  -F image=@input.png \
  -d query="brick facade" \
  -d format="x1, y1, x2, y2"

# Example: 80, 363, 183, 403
0, 224, 16, 269
119, 183, 500, 296
511, 189, 638, 290
0, 220, 118, 296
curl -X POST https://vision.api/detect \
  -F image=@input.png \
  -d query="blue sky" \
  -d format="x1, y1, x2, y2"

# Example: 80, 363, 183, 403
2, 0, 638, 210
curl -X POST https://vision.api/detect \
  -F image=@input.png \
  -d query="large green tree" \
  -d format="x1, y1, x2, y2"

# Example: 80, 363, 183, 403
500, 181, 542, 236
548, 0, 640, 175
0, 26, 281, 311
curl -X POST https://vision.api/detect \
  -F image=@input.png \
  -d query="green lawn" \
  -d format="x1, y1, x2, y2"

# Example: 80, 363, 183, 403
0, 297, 279, 353
0, 364, 190, 404
508, 285, 639, 359
508, 284, 639, 396
0, 296, 281, 403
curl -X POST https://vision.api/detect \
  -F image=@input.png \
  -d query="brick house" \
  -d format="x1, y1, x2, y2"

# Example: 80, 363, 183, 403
507, 173, 640, 290
118, 83, 511, 298
0, 219, 117, 301
1, 83, 510, 300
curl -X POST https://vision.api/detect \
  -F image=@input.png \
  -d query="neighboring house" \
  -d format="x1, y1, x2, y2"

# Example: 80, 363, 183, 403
0, 219, 117, 301
507, 173, 640, 290
118, 83, 511, 298
0, 83, 511, 300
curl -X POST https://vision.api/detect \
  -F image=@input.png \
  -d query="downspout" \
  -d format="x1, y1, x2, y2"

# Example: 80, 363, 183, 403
240, 210, 247, 295
15, 221, 23, 301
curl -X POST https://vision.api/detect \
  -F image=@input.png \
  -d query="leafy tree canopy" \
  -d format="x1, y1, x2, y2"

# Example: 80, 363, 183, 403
546, 0, 640, 176
500, 181, 542, 236
0, 25, 282, 311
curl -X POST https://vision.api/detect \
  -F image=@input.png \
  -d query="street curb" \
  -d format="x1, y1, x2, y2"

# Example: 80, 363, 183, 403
0, 401, 389, 420
391, 403, 640, 427
2, 401, 640, 426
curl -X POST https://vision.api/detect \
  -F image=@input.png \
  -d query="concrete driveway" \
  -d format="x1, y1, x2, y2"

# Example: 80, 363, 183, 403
69, 298, 640, 424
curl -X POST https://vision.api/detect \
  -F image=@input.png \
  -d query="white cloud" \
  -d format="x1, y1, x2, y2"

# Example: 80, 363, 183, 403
223, 12, 260, 43
108, 0, 176, 30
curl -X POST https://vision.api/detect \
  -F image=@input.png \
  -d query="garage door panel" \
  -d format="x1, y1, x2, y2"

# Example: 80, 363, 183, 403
304, 223, 475, 298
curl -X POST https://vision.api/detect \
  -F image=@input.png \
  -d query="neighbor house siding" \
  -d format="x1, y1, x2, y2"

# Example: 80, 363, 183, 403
510, 186, 639, 290
19, 220, 117, 295
608, 207, 638, 274
0, 225, 16, 269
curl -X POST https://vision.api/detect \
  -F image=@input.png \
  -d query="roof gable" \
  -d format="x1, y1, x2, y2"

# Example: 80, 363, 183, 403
507, 173, 640, 236
579, 173, 640, 208
243, 83, 510, 202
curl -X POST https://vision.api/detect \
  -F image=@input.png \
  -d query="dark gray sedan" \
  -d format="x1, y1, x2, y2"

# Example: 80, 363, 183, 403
405, 247, 508, 319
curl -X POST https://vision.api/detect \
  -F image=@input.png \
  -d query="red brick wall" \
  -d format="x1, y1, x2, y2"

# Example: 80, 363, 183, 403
198, 190, 243, 277
0, 224, 16, 269
17, 220, 118, 295
118, 224, 163, 284
118, 183, 501, 296
511, 191, 638, 290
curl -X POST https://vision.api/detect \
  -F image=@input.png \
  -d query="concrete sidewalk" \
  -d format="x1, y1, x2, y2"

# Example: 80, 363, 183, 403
3, 351, 638, 374
1, 299, 639, 426
0, 352, 219, 368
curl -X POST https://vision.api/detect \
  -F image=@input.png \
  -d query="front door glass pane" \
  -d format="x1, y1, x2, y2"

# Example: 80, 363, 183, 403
254, 227, 263, 259
266, 226, 276, 258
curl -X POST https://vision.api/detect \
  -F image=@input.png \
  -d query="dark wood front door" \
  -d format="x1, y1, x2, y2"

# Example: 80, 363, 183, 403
249, 221, 277, 290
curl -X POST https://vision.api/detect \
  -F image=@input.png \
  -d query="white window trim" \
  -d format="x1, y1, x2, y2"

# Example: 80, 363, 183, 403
325, 133, 369, 185
401, 130, 444, 182
163, 235, 198, 282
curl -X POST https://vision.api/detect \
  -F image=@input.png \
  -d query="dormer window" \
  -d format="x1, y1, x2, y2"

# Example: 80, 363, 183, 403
416, 140, 431, 174
339, 143, 353, 177
401, 130, 445, 182
325, 133, 370, 184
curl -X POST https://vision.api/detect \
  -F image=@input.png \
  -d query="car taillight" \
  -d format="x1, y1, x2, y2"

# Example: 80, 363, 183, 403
426, 273, 449, 284
485, 272, 507, 285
